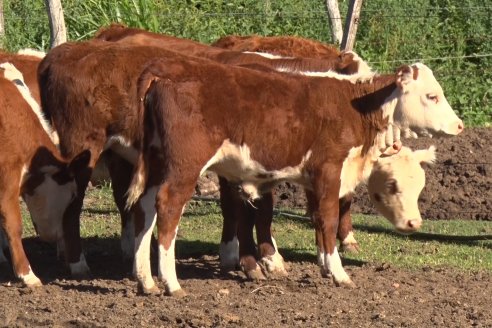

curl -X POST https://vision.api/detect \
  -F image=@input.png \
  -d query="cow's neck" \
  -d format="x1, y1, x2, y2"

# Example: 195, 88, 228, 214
339, 131, 385, 197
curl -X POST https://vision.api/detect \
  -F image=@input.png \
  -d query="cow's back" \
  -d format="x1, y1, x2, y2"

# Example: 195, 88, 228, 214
0, 51, 42, 102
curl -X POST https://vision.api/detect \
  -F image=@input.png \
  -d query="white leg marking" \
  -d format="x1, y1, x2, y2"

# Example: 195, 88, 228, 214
219, 236, 239, 269
259, 237, 287, 274
342, 231, 358, 246
121, 214, 135, 260
158, 228, 181, 294
69, 253, 90, 277
317, 247, 329, 277
133, 186, 158, 292
19, 266, 42, 286
321, 247, 352, 284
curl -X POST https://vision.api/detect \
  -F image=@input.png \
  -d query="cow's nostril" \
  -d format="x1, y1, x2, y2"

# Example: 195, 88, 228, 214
457, 123, 464, 132
407, 220, 421, 230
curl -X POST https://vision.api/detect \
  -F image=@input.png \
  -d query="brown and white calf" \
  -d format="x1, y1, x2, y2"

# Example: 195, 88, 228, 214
124, 54, 443, 296
211, 35, 464, 276
0, 63, 89, 286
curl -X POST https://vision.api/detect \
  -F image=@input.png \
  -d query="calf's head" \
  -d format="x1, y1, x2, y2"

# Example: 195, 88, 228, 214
367, 146, 436, 233
22, 150, 91, 242
394, 63, 463, 138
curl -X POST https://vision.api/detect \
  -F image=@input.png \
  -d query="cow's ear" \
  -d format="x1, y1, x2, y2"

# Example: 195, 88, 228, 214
396, 65, 417, 91
414, 145, 436, 165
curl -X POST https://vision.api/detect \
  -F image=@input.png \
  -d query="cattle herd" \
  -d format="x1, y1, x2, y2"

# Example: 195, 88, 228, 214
0, 24, 464, 296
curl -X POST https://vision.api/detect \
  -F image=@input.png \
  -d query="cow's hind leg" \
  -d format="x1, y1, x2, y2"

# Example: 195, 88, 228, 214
155, 177, 199, 297
337, 194, 360, 253
0, 173, 41, 287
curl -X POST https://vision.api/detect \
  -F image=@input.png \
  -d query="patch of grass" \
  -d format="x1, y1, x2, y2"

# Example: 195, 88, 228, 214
20, 191, 492, 273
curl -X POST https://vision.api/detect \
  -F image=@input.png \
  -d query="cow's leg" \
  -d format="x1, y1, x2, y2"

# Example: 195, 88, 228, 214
310, 166, 355, 287
236, 201, 265, 280
155, 177, 198, 297
0, 173, 41, 287
133, 185, 159, 295
0, 228, 8, 264
106, 152, 135, 261
255, 192, 288, 277
337, 194, 360, 253
218, 177, 240, 271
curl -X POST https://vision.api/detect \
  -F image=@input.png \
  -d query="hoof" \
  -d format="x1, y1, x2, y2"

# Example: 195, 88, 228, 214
24, 277, 43, 288
138, 283, 160, 295
335, 279, 357, 289
258, 256, 288, 278
340, 242, 360, 254
245, 267, 267, 281
71, 270, 91, 280
320, 267, 331, 278
167, 288, 187, 298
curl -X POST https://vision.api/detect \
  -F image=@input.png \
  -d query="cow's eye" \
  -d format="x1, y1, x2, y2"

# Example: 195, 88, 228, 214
386, 179, 399, 195
373, 193, 382, 202
426, 94, 438, 103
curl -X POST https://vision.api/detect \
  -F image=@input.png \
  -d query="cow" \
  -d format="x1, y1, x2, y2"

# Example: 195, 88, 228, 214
122, 53, 443, 296
94, 25, 463, 279
0, 62, 90, 287
210, 34, 465, 277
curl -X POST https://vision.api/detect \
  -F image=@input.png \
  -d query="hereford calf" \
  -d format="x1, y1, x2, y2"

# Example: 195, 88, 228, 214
125, 55, 442, 295
0, 63, 90, 286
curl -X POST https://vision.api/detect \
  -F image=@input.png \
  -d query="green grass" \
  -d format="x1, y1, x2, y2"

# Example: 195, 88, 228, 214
20, 187, 492, 273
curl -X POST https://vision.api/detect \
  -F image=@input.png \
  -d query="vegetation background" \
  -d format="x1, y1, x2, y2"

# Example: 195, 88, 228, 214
2, 0, 491, 126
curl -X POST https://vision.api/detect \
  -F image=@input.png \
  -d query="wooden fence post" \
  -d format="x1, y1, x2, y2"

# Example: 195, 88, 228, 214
44, 0, 67, 48
340, 0, 363, 51
325, 0, 343, 45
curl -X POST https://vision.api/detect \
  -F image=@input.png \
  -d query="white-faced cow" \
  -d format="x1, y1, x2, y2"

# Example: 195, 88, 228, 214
0, 62, 90, 286
211, 35, 464, 278
122, 52, 445, 296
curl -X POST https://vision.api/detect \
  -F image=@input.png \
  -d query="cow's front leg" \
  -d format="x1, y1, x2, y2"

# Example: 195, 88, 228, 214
156, 178, 198, 297
310, 166, 355, 288
255, 192, 287, 277
337, 194, 360, 253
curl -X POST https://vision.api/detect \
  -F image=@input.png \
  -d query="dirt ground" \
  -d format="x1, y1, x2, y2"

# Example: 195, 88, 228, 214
0, 128, 491, 327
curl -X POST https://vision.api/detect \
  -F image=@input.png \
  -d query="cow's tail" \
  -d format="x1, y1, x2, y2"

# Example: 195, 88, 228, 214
125, 62, 164, 209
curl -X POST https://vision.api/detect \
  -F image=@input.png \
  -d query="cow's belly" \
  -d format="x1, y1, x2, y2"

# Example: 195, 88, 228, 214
202, 139, 311, 199
104, 135, 138, 165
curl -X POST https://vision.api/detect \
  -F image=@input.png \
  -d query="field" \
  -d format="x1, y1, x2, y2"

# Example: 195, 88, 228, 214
0, 129, 490, 327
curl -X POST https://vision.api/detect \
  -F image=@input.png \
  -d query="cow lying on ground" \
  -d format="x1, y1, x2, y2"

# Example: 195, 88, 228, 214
123, 53, 441, 296
0, 63, 90, 286
210, 34, 465, 277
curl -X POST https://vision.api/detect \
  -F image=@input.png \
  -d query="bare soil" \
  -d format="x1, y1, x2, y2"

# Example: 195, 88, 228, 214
0, 128, 490, 327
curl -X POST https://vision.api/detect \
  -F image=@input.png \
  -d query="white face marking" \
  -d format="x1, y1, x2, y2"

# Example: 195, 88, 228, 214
368, 146, 435, 233
219, 236, 239, 269
133, 186, 158, 291
104, 135, 138, 164
201, 139, 312, 194
23, 172, 77, 242
158, 227, 181, 294
395, 63, 463, 137
19, 266, 42, 286
69, 253, 90, 277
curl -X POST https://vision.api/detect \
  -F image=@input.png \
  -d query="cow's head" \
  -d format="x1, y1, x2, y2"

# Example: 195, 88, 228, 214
394, 63, 464, 138
22, 150, 91, 242
367, 146, 436, 233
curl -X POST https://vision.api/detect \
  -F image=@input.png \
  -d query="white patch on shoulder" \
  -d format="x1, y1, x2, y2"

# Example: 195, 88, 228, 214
201, 139, 312, 195
104, 135, 138, 164
243, 51, 291, 59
